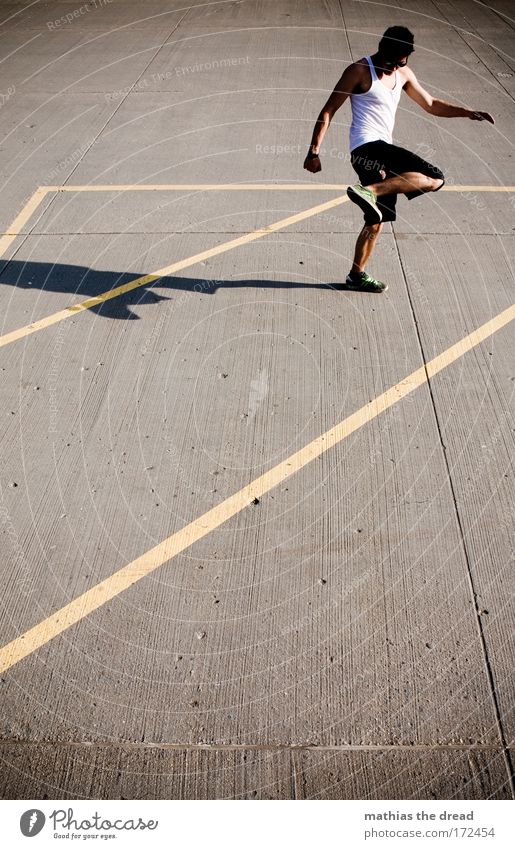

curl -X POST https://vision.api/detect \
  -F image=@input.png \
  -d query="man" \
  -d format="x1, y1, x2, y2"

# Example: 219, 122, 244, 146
304, 26, 494, 292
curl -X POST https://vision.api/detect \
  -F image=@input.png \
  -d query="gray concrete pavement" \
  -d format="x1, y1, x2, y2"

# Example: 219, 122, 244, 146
0, 0, 513, 799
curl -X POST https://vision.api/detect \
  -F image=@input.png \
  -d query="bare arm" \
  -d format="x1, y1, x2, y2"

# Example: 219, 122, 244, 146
304, 63, 362, 173
403, 67, 494, 122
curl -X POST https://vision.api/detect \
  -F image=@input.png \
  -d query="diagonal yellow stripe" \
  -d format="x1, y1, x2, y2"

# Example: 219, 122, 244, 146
0, 194, 350, 350
0, 186, 50, 259
1, 302, 513, 673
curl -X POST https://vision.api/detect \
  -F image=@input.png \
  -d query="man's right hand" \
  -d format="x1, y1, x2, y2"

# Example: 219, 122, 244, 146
304, 154, 321, 173
470, 110, 495, 124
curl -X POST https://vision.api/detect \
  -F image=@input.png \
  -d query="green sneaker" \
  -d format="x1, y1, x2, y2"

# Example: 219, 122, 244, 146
347, 183, 382, 223
344, 271, 388, 292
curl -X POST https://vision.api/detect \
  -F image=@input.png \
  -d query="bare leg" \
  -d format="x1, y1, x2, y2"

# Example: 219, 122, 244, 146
350, 222, 383, 273
366, 171, 444, 197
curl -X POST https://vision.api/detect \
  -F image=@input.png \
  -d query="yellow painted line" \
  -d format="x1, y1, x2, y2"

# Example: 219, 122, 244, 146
0, 302, 513, 673
441, 185, 515, 192
40, 183, 515, 192
2, 184, 512, 252
0, 186, 50, 259
1, 182, 513, 351
42, 184, 351, 192
0, 194, 350, 350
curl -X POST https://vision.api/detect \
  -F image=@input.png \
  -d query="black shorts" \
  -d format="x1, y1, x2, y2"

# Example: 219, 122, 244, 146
350, 140, 445, 223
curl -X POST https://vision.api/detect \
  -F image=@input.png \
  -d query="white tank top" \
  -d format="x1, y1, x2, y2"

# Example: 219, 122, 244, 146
349, 56, 402, 151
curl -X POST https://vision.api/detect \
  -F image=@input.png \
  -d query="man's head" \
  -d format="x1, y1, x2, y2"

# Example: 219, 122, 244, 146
377, 26, 414, 69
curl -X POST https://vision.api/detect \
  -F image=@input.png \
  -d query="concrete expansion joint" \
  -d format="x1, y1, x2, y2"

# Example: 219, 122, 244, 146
0, 740, 506, 752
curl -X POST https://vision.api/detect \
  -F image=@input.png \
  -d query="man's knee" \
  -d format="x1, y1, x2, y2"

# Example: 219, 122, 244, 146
428, 165, 445, 191
414, 174, 444, 193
